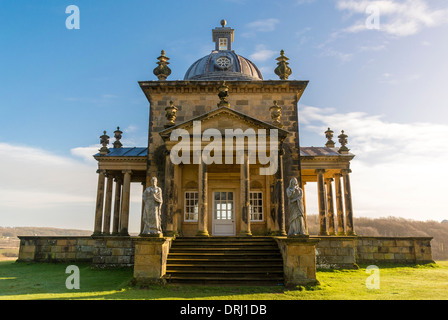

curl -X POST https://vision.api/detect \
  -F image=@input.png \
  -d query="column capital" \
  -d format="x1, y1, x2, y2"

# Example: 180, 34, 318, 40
325, 178, 334, 183
96, 169, 107, 175
122, 169, 133, 175
334, 173, 342, 178
341, 169, 352, 175
315, 169, 326, 175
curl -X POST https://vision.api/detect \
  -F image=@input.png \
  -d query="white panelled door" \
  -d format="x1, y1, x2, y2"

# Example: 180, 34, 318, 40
212, 191, 236, 236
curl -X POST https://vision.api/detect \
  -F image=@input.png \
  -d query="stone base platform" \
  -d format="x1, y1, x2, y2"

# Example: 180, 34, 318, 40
17, 235, 434, 285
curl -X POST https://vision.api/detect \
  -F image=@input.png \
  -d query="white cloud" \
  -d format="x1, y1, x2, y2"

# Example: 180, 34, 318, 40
0, 142, 145, 231
249, 44, 277, 62
247, 18, 280, 32
300, 105, 448, 222
337, 0, 448, 37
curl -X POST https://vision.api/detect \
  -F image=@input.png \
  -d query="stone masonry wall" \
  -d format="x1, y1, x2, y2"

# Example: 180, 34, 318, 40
355, 237, 434, 265
313, 236, 357, 269
91, 236, 135, 268
18, 236, 136, 268
18, 236, 95, 263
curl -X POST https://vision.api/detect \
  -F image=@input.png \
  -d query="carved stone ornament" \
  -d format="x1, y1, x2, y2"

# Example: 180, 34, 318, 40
217, 81, 230, 108
270, 101, 283, 128
141, 177, 163, 237
325, 128, 336, 148
338, 130, 350, 154
274, 50, 292, 80
165, 101, 179, 128
153, 50, 172, 81
113, 126, 123, 149
99, 131, 110, 155
286, 178, 307, 236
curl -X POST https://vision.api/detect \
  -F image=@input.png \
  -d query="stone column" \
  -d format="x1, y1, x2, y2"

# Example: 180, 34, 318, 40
342, 169, 356, 236
325, 178, 336, 236
119, 170, 132, 236
93, 169, 106, 236
277, 151, 286, 236
140, 182, 146, 235
302, 182, 308, 234
334, 173, 345, 235
102, 174, 114, 235
316, 169, 328, 236
112, 178, 122, 235
164, 152, 175, 236
240, 151, 252, 236
197, 157, 209, 237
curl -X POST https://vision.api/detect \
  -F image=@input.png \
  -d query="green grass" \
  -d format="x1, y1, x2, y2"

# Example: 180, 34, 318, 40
1, 260, 447, 300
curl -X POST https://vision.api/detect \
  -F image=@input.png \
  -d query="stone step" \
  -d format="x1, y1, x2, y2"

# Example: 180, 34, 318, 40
165, 237, 284, 286
169, 247, 279, 252
171, 242, 277, 247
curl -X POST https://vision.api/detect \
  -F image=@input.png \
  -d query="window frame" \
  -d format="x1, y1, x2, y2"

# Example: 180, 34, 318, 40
184, 191, 199, 222
249, 191, 264, 222
219, 38, 228, 50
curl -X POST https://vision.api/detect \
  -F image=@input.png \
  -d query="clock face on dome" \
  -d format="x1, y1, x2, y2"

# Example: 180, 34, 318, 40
215, 56, 232, 69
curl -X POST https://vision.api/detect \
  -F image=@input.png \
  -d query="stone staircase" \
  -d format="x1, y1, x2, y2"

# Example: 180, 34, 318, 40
164, 237, 284, 286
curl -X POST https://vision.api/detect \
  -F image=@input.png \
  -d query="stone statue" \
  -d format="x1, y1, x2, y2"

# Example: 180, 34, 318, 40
141, 177, 163, 236
286, 178, 307, 236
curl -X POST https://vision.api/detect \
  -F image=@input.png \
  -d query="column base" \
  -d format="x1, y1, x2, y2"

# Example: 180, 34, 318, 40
196, 230, 209, 237
139, 233, 163, 238
346, 231, 357, 236
337, 232, 346, 236
163, 230, 177, 237
319, 232, 329, 236
239, 230, 252, 237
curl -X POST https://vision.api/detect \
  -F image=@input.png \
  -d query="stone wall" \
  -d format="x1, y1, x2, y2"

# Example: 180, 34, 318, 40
91, 236, 135, 268
18, 236, 95, 263
17, 236, 136, 268
355, 237, 434, 265
313, 236, 357, 269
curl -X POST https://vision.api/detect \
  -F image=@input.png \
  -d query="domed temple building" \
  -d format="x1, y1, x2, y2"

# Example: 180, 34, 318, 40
18, 21, 434, 286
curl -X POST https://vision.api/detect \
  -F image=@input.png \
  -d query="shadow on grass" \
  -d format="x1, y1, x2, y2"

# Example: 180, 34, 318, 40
0, 261, 294, 300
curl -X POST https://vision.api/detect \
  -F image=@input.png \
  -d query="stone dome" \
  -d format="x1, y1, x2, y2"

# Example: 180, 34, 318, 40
184, 51, 263, 81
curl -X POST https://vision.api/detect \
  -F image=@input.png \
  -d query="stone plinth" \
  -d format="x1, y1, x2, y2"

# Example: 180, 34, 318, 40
274, 236, 320, 287
133, 237, 172, 285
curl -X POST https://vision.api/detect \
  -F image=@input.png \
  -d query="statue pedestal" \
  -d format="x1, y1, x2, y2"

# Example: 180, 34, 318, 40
274, 236, 320, 287
133, 237, 172, 285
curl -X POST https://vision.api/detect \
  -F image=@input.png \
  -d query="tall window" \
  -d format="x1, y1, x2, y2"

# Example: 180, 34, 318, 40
250, 192, 263, 221
184, 192, 199, 221
219, 38, 228, 50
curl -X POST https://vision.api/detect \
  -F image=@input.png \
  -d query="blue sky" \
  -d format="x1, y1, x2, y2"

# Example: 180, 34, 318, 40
1, 0, 448, 231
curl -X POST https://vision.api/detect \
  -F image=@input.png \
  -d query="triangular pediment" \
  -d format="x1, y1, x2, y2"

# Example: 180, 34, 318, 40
159, 107, 289, 140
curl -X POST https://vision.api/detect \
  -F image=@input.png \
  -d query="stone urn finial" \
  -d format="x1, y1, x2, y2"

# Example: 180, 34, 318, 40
113, 126, 123, 149
153, 50, 172, 81
325, 128, 336, 148
274, 50, 292, 80
165, 101, 179, 128
338, 130, 350, 154
270, 101, 283, 128
217, 81, 230, 108
99, 131, 110, 155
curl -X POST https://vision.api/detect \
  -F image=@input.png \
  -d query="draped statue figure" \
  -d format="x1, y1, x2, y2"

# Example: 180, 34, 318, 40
286, 177, 307, 236
141, 177, 163, 236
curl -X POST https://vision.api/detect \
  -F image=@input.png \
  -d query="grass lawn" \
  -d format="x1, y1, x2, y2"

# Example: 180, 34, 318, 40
0, 260, 447, 300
